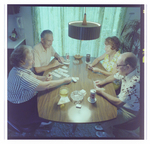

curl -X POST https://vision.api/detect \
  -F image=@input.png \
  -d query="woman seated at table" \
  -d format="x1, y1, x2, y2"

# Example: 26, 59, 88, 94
88, 36, 121, 90
8, 45, 72, 127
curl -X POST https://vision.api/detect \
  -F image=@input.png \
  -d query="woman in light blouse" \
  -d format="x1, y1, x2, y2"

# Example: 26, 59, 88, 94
8, 45, 72, 127
88, 36, 121, 90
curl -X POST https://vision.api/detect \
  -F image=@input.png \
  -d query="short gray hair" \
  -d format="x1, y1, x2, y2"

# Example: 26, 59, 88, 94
41, 30, 53, 39
10, 45, 32, 67
124, 54, 137, 69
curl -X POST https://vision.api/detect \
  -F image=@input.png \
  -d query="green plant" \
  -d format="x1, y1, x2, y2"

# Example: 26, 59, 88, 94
120, 20, 140, 56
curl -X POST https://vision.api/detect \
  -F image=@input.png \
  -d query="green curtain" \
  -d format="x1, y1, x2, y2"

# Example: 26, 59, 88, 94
31, 6, 127, 57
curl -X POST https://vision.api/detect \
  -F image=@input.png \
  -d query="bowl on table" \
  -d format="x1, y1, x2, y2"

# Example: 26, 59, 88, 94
74, 55, 83, 60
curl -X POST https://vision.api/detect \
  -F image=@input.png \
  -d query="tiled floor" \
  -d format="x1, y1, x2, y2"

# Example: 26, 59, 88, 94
7, 122, 140, 139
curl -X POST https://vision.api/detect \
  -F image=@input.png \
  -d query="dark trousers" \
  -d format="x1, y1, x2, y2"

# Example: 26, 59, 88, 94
8, 94, 48, 126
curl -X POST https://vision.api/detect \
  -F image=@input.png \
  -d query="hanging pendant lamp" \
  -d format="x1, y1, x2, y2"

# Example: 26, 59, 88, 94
68, 8, 101, 40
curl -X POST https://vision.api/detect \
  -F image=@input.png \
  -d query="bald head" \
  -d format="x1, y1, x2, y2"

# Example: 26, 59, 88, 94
120, 52, 137, 69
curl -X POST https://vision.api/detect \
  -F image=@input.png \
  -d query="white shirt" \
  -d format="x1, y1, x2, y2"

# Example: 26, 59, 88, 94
33, 42, 56, 67
8, 67, 41, 104
114, 68, 140, 111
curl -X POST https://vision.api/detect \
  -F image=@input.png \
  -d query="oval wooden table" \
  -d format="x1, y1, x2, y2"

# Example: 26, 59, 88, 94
37, 56, 117, 124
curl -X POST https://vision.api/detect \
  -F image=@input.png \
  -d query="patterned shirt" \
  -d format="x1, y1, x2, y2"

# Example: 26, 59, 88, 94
8, 67, 41, 104
33, 42, 56, 67
102, 51, 121, 89
114, 68, 140, 111
102, 51, 120, 72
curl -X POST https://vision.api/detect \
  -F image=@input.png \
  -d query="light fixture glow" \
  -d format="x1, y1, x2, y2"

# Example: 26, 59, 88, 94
68, 106, 91, 122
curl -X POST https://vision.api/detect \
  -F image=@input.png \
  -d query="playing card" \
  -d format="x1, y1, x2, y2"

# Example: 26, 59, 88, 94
51, 72, 61, 78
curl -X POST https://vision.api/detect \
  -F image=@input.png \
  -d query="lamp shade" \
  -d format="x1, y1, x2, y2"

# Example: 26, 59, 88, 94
68, 21, 101, 40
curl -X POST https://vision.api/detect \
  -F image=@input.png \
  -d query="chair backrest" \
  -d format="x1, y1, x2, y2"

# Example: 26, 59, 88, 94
8, 120, 22, 133
8, 120, 41, 133
114, 113, 140, 130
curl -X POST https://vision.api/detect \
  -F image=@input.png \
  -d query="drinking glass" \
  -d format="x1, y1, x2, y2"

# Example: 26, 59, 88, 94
59, 87, 69, 98
86, 54, 90, 63
66, 53, 69, 61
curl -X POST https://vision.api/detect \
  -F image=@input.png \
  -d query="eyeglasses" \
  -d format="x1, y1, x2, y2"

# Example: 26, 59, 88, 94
117, 64, 127, 67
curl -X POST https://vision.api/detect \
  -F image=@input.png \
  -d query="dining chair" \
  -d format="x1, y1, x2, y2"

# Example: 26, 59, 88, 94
113, 113, 140, 138
8, 120, 41, 133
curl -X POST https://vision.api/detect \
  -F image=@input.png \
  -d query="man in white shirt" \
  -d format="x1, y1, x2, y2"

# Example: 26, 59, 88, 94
33, 30, 65, 74
94, 52, 140, 138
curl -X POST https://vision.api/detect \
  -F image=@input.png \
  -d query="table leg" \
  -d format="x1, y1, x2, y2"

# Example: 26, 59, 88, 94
72, 124, 78, 133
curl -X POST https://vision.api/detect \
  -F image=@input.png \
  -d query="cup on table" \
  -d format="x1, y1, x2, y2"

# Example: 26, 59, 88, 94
90, 89, 96, 103
86, 54, 90, 63
66, 53, 69, 61
59, 86, 69, 98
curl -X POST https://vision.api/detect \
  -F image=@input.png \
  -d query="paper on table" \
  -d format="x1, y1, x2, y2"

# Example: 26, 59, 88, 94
62, 65, 68, 69
54, 69, 69, 77
58, 68, 68, 73
57, 97, 70, 105
72, 77, 80, 82
51, 72, 61, 78
72, 77, 77, 82
54, 69, 59, 73
59, 71, 70, 77
79, 89, 86, 96
63, 61, 70, 65
75, 77, 79, 80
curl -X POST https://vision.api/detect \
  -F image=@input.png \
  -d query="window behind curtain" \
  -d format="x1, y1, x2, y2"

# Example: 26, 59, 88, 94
31, 6, 126, 57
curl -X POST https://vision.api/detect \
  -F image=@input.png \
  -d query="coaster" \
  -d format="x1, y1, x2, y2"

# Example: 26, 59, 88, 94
87, 97, 97, 103
85, 61, 91, 64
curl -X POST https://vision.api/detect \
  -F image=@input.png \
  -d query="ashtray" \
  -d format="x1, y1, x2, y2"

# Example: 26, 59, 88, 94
74, 55, 83, 60
73, 60, 79, 64
71, 90, 84, 102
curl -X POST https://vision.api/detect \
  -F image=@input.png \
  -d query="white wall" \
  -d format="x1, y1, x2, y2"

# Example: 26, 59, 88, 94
20, 7, 34, 47
124, 7, 141, 23
8, 6, 34, 47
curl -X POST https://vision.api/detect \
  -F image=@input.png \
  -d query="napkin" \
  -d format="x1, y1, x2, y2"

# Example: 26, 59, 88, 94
79, 89, 86, 96
57, 97, 70, 105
